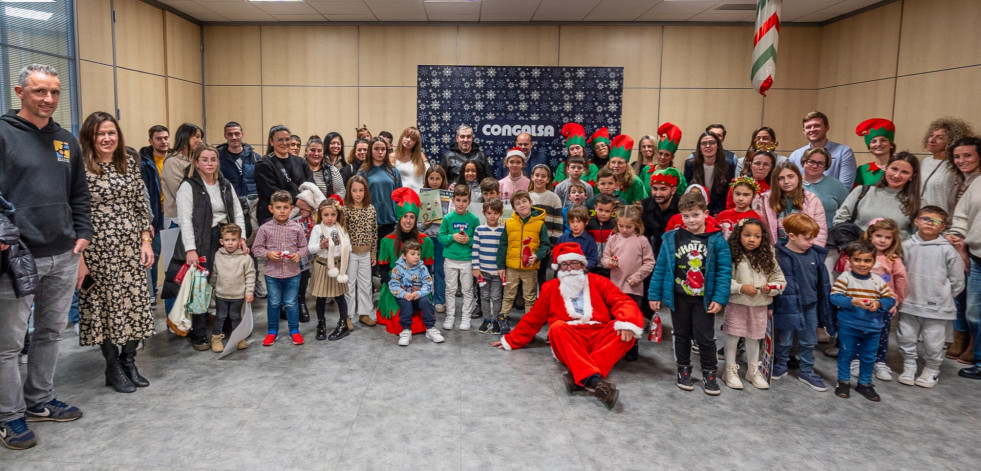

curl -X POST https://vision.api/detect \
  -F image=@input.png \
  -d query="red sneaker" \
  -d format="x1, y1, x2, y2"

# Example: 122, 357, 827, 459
291, 332, 304, 345
262, 334, 277, 346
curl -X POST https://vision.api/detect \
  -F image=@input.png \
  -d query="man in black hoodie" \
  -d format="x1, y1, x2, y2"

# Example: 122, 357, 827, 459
0, 64, 92, 450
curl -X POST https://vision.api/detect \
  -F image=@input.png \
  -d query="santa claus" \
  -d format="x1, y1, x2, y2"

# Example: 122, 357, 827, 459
492, 242, 644, 409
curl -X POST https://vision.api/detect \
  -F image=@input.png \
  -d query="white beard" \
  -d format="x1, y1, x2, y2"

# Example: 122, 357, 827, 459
557, 269, 587, 299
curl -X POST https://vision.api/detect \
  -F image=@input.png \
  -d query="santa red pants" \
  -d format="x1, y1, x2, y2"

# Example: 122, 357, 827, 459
548, 320, 636, 386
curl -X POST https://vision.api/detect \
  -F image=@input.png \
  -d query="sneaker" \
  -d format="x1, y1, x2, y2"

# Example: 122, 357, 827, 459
0, 417, 37, 450
834, 381, 850, 399
478, 320, 492, 334
914, 368, 939, 388
498, 317, 511, 335
898, 364, 916, 385
874, 362, 893, 381
236, 340, 248, 350
73, 322, 80, 336
459, 317, 471, 331
435, 304, 446, 313
854, 383, 880, 402
443, 315, 455, 330
290, 332, 304, 345
491, 321, 501, 335
850, 359, 860, 378
470, 310, 483, 319
771, 363, 788, 380
398, 329, 412, 346
254, 284, 267, 299
702, 369, 721, 396
25, 398, 83, 423
798, 371, 828, 392
426, 327, 445, 343
262, 333, 277, 346
676, 366, 694, 391
957, 365, 981, 380
691, 340, 700, 355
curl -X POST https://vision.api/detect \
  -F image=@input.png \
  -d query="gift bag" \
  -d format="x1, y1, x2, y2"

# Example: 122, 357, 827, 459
218, 302, 254, 360
166, 272, 194, 336
184, 265, 213, 315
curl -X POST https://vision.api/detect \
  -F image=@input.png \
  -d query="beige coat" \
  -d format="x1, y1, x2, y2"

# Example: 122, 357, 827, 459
211, 247, 256, 299
162, 152, 191, 218
728, 256, 786, 306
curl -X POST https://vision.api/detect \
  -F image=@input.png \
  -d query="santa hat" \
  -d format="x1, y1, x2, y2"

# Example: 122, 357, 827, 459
505, 147, 526, 164
551, 242, 588, 271
587, 127, 611, 148
292, 182, 327, 218
609, 134, 634, 161
855, 118, 895, 148
392, 187, 420, 220
657, 122, 682, 154
686, 183, 709, 203
650, 167, 682, 188
561, 123, 586, 149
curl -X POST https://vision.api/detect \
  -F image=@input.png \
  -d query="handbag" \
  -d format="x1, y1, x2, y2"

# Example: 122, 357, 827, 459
827, 185, 871, 249
184, 265, 214, 315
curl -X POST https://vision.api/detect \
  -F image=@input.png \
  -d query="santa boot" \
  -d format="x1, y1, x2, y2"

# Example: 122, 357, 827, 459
745, 361, 769, 389
958, 339, 975, 364
723, 363, 743, 390
947, 331, 970, 359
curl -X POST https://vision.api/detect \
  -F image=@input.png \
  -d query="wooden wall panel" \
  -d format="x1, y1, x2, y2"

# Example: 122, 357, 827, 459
772, 27, 822, 90
358, 87, 417, 140
658, 88, 762, 156
203, 26, 262, 86
76, 0, 113, 64
164, 12, 202, 83
761, 89, 819, 156
166, 79, 204, 140
620, 88, 660, 155
260, 26, 358, 86
458, 26, 560, 66
818, 2, 901, 88
115, 69, 167, 148
78, 61, 115, 118
262, 86, 359, 146
898, 0, 981, 76
205, 86, 263, 148
559, 25, 662, 89
359, 26, 457, 87
893, 67, 981, 154
816, 80, 896, 164
661, 25, 754, 89
114, 0, 166, 75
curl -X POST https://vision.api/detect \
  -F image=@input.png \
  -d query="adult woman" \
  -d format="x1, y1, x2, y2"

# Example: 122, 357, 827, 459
632, 134, 658, 180
945, 136, 981, 365
853, 118, 896, 187
376, 188, 435, 336
77, 111, 154, 393
162, 144, 245, 351
304, 135, 345, 198
390, 126, 429, 193
726, 150, 775, 209
921, 118, 974, 213
588, 127, 612, 174
161, 123, 203, 223
736, 127, 786, 175
341, 138, 369, 184
800, 148, 849, 230
754, 162, 827, 246
324, 131, 347, 172
359, 137, 403, 249
833, 152, 921, 241
684, 131, 734, 216
606, 135, 648, 204
254, 125, 313, 225
289, 135, 302, 156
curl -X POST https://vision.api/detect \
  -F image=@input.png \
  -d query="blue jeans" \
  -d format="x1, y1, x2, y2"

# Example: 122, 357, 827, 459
837, 324, 880, 384
266, 274, 300, 334
775, 302, 818, 374
430, 241, 445, 306
396, 297, 436, 331
966, 259, 981, 366
68, 289, 80, 324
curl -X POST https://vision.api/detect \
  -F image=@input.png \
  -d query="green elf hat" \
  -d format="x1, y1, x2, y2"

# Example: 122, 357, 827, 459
609, 134, 634, 161
561, 122, 587, 149
587, 127, 611, 148
657, 122, 682, 154
650, 167, 683, 189
855, 118, 895, 148
392, 187, 420, 220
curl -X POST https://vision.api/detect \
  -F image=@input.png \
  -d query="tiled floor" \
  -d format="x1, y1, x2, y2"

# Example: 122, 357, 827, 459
2, 296, 979, 470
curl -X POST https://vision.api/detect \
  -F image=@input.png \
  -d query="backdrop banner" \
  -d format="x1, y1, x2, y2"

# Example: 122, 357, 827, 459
417, 65, 624, 179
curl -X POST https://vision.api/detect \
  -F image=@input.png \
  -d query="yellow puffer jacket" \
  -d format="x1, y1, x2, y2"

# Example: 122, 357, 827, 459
504, 207, 546, 270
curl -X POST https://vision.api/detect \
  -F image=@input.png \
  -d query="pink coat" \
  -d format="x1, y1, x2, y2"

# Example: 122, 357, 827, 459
753, 190, 827, 247
600, 233, 656, 296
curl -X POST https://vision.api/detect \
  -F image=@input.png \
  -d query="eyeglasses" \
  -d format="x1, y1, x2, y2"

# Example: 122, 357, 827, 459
751, 161, 772, 168
917, 216, 944, 226
802, 159, 826, 168
558, 261, 584, 269
699, 141, 717, 147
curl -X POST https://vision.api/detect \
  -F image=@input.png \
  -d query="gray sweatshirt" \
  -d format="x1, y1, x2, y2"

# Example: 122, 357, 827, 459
950, 177, 981, 258
833, 186, 914, 241
899, 233, 964, 320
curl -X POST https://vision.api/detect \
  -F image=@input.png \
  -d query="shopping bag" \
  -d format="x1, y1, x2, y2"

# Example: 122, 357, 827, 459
166, 271, 194, 336
184, 265, 213, 315
218, 302, 254, 360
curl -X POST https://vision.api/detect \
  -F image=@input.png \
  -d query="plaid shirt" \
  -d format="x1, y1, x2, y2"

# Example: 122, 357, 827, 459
252, 218, 309, 279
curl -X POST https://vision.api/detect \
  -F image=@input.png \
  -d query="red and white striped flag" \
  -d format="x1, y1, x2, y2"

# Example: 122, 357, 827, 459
752, 0, 782, 96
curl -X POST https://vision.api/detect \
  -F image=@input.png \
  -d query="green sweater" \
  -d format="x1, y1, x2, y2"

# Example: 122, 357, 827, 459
438, 210, 481, 261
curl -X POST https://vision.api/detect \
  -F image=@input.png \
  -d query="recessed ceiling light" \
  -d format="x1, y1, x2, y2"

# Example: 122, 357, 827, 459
423, 0, 480, 3
5, 6, 52, 20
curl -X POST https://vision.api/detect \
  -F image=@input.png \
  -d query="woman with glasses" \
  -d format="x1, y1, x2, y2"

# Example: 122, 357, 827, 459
800, 148, 849, 230
684, 132, 734, 216
725, 150, 775, 210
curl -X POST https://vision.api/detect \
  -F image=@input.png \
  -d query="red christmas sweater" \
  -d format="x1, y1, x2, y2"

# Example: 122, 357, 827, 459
716, 209, 762, 239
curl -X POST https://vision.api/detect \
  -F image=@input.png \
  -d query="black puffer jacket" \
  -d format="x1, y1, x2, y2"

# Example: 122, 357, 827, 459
0, 192, 38, 298
441, 142, 489, 184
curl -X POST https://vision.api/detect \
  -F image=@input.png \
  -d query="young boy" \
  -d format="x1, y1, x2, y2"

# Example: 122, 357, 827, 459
389, 240, 445, 346
585, 168, 626, 210
496, 190, 550, 333
556, 205, 598, 271
554, 155, 595, 206
473, 198, 506, 334
480, 177, 501, 202
897, 206, 965, 388
252, 190, 310, 346
210, 224, 256, 352
499, 148, 530, 201
439, 184, 480, 331
831, 240, 896, 401
648, 191, 731, 396
772, 212, 834, 391
587, 194, 618, 278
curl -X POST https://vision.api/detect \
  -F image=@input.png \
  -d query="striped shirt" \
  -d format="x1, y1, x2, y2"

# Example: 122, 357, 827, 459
831, 270, 895, 331
472, 224, 504, 274
251, 219, 309, 279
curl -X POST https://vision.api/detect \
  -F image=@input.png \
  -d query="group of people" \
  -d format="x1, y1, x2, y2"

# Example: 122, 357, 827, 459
2, 63, 981, 450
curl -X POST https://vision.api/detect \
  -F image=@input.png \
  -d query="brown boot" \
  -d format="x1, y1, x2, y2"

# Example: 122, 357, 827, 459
211, 334, 224, 353
947, 331, 970, 359
359, 315, 376, 326
958, 339, 975, 364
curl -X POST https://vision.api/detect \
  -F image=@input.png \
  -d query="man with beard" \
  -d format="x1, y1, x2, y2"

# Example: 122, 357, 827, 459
492, 243, 643, 410
441, 124, 489, 183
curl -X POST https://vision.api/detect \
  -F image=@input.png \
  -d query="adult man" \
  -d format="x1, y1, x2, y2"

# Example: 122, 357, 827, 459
788, 111, 858, 189
516, 132, 547, 180
492, 243, 643, 410
441, 124, 489, 184
0, 64, 91, 450
218, 122, 261, 204
138, 125, 166, 300
640, 168, 683, 326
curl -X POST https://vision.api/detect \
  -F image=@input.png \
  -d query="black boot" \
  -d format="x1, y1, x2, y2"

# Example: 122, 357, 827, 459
316, 318, 328, 341
298, 302, 310, 323
100, 340, 136, 393
119, 340, 149, 387
328, 318, 350, 341
624, 343, 639, 362
298, 272, 310, 323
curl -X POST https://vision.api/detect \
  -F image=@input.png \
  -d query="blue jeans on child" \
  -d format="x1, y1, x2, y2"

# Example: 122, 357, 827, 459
265, 274, 300, 334
396, 297, 436, 330
837, 324, 881, 384
966, 258, 981, 366
775, 302, 818, 374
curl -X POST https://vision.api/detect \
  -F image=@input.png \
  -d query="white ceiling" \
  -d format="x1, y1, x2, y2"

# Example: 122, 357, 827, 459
159, 0, 888, 23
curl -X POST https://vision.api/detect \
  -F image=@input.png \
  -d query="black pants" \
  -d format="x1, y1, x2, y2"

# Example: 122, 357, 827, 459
671, 294, 718, 371
316, 296, 349, 321
214, 297, 244, 335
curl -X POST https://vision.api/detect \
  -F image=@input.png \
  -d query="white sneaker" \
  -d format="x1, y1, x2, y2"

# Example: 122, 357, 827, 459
898, 364, 916, 386
426, 327, 445, 343
443, 315, 455, 330
874, 362, 893, 381
435, 304, 446, 313
850, 359, 859, 378
73, 322, 80, 336
398, 329, 412, 346
914, 368, 939, 388
459, 317, 471, 331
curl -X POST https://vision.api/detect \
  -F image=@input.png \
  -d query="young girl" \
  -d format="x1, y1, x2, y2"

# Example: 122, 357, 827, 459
722, 218, 786, 390
420, 166, 448, 313
754, 162, 827, 246
600, 204, 656, 361
529, 164, 563, 282
717, 177, 763, 239
499, 148, 529, 201
308, 197, 352, 341
847, 218, 908, 380
451, 159, 485, 203
343, 176, 378, 328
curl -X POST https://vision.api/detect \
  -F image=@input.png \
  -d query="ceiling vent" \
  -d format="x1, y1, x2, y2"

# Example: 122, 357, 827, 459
716, 3, 757, 11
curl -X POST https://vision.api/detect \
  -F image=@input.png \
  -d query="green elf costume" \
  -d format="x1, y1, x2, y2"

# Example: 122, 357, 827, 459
553, 122, 598, 184
586, 126, 611, 186
376, 187, 435, 335
608, 134, 649, 204
853, 118, 895, 187
641, 122, 688, 195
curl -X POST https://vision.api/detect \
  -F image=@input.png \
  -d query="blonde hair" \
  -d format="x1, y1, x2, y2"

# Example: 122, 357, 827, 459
392, 126, 427, 175
317, 198, 346, 227
613, 204, 644, 235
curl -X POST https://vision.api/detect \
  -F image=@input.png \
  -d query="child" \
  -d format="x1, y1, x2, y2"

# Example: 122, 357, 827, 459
554, 155, 595, 206
389, 240, 445, 346
553, 122, 598, 184
499, 147, 530, 201
473, 198, 506, 334
308, 197, 352, 341
847, 218, 908, 381
496, 190, 550, 332
587, 194, 618, 278
648, 191, 732, 396
344, 175, 378, 327
479, 177, 501, 202
294, 182, 324, 324
252, 190, 310, 346
772, 212, 833, 391
897, 206, 964, 387
451, 159, 485, 203
556, 205, 598, 271
585, 168, 627, 210
210, 224, 256, 352
722, 218, 786, 390
601, 204, 655, 361
717, 177, 762, 239
563, 180, 589, 232
439, 184, 480, 330
831, 240, 896, 401
420, 166, 448, 313
529, 164, 563, 284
